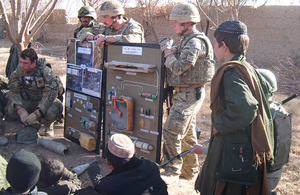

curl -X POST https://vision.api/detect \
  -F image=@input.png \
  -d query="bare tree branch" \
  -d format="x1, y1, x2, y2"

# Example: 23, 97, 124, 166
0, 0, 58, 54
196, 0, 269, 28
0, 0, 18, 45
19, 0, 39, 42
29, 0, 58, 41
196, 1, 217, 28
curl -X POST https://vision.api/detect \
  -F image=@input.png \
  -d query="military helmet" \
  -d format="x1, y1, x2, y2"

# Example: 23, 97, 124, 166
16, 126, 39, 144
170, 3, 200, 23
257, 69, 278, 93
99, 0, 125, 17
78, 6, 97, 19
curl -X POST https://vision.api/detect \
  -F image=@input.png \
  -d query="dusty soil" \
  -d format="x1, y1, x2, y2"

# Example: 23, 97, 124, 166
0, 38, 299, 194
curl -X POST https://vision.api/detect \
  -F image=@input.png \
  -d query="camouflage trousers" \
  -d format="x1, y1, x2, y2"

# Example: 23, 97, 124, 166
0, 155, 9, 190
163, 86, 205, 178
7, 98, 63, 127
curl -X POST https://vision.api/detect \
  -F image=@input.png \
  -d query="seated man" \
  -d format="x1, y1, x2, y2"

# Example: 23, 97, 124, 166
6, 48, 63, 137
76, 133, 168, 195
37, 156, 81, 195
0, 76, 8, 146
1, 149, 46, 195
77, 0, 144, 44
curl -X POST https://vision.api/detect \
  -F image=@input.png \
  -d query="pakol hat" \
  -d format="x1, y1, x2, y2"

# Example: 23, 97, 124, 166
6, 149, 41, 193
108, 134, 135, 158
216, 20, 248, 35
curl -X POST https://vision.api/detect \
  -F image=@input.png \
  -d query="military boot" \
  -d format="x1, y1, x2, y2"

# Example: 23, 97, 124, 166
44, 123, 54, 137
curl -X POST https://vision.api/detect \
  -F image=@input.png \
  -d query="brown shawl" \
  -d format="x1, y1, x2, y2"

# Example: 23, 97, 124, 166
210, 61, 271, 194
210, 61, 271, 162
210, 61, 272, 194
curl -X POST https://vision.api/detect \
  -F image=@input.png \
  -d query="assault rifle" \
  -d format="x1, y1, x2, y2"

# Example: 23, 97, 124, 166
281, 94, 297, 105
160, 140, 210, 167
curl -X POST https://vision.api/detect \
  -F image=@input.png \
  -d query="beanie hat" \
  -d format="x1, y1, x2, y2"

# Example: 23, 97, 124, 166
107, 134, 135, 158
216, 20, 247, 35
6, 149, 41, 192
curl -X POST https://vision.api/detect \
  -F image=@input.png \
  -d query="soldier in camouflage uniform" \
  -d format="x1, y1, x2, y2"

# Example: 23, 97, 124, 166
6, 48, 63, 137
159, 3, 215, 184
0, 155, 9, 190
0, 76, 9, 146
74, 6, 100, 38
77, 0, 144, 44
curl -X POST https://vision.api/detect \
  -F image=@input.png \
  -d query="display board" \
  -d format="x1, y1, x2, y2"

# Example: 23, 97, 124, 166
64, 89, 102, 152
103, 42, 165, 162
64, 38, 103, 152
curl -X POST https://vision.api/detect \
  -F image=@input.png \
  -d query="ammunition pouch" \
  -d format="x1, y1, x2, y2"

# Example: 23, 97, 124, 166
167, 33, 215, 86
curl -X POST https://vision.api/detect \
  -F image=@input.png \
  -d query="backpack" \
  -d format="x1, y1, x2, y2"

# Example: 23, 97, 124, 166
269, 101, 292, 171
5, 45, 19, 78
38, 58, 65, 102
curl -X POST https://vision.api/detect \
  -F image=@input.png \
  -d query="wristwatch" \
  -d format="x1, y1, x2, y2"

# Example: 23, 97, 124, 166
103, 36, 107, 41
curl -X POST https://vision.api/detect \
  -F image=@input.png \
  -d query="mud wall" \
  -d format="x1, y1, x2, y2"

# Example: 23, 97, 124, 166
127, 6, 300, 66
9, 6, 299, 66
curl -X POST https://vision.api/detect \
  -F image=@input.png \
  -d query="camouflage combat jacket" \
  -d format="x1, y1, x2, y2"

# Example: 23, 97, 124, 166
74, 21, 105, 38
0, 155, 9, 191
8, 60, 59, 114
165, 29, 215, 87
77, 17, 145, 43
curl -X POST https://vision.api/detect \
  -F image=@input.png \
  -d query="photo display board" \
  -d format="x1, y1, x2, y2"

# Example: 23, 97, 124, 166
66, 38, 102, 98
75, 41, 94, 67
66, 64, 102, 98
64, 38, 104, 152
103, 42, 165, 162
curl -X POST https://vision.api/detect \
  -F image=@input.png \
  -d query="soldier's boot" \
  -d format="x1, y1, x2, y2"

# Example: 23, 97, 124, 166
55, 113, 64, 124
45, 123, 54, 137
88, 163, 103, 187
180, 168, 198, 180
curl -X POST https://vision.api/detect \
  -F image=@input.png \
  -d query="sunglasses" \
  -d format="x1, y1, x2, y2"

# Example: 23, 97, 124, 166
78, 10, 90, 14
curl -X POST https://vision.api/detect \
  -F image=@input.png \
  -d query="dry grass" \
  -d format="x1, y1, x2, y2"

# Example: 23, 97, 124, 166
0, 38, 299, 194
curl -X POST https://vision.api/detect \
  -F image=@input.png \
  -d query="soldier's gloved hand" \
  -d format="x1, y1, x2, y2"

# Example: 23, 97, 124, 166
17, 107, 29, 125
25, 109, 42, 125
159, 38, 174, 52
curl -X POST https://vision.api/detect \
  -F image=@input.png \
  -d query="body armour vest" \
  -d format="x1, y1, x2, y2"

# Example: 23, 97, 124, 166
19, 62, 45, 101
19, 59, 64, 101
167, 32, 215, 86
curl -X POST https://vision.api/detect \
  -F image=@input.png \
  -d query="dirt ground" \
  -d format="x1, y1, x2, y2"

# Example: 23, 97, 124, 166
0, 38, 299, 195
